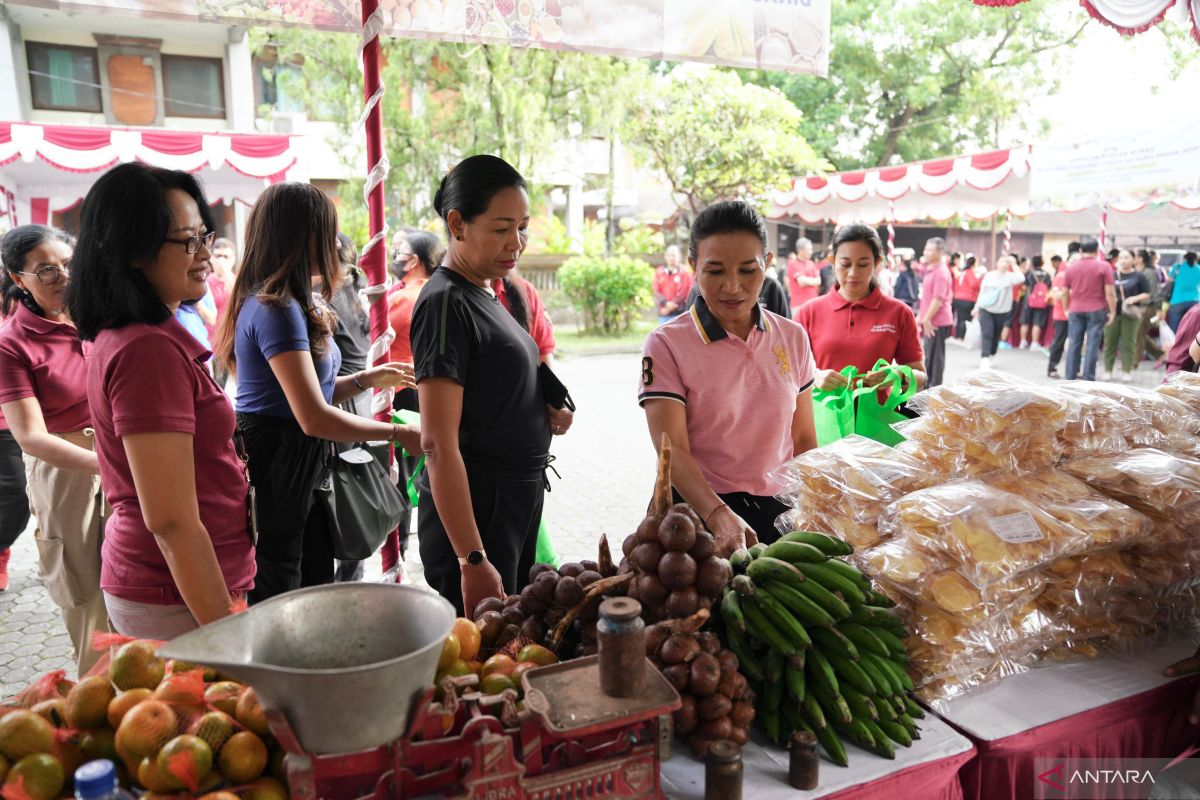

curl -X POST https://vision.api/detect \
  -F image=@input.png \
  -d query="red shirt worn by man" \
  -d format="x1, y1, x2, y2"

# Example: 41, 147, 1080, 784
1050, 271, 1069, 323
918, 263, 955, 329
653, 266, 694, 318
1063, 256, 1115, 314
787, 257, 821, 310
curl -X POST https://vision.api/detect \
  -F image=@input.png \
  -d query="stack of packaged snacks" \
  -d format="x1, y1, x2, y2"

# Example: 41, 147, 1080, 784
771, 434, 932, 548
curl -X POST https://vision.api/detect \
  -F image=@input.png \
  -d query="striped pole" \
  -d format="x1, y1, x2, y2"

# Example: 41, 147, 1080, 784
1003, 210, 1012, 256
357, 0, 393, 419
887, 201, 896, 261
1099, 203, 1110, 251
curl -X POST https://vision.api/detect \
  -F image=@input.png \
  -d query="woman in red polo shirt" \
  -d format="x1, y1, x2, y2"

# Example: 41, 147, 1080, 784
795, 224, 926, 395
639, 201, 817, 553
68, 163, 255, 639
0, 225, 111, 672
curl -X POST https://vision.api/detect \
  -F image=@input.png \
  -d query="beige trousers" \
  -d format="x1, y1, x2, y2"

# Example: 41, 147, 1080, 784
24, 429, 111, 676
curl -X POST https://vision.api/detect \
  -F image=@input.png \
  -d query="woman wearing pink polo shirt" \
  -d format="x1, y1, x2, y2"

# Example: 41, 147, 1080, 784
0, 225, 110, 672
69, 163, 255, 638
639, 201, 818, 553
796, 225, 926, 395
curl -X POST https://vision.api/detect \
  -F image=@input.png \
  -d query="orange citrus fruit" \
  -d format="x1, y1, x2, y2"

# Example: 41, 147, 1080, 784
3, 752, 63, 800
452, 618, 482, 661
234, 687, 270, 737
217, 730, 268, 784
107, 688, 153, 729
0, 710, 55, 759
437, 634, 461, 671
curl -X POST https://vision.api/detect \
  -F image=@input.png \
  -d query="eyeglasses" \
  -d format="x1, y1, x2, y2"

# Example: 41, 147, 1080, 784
394, 249, 413, 259
18, 264, 69, 286
165, 231, 216, 255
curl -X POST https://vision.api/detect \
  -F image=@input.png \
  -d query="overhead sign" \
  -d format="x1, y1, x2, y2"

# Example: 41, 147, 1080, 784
7, 0, 830, 75
1031, 120, 1200, 205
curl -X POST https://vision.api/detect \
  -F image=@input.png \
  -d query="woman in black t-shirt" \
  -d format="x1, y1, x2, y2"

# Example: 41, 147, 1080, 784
411, 156, 574, 615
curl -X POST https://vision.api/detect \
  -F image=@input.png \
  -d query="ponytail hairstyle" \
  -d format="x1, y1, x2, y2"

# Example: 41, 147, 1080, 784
502, 276, 530, 331
2, 225, 71, 317
405, 231, 442, 281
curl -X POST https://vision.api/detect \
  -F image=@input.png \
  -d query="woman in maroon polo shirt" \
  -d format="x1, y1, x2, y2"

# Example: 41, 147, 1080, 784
0, 225, 111, 672
68, 163, 255, 639
795, 224, 926, 395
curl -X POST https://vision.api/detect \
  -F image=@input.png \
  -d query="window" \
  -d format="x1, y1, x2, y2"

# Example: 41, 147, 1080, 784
162, 55, 226, 118
252, 55, 305, 115
26, 43, 102, 112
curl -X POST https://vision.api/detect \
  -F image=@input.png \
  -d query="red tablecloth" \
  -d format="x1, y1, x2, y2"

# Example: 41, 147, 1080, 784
824, 745, 975, 800
957, 674, 1200, 800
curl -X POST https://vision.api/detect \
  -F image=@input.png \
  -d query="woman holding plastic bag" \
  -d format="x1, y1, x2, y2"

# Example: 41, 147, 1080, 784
794, 225, 926, 445
639, 201, 817, 552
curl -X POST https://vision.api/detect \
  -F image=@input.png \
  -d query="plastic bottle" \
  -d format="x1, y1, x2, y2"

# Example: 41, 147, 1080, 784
75, 760, 136, 800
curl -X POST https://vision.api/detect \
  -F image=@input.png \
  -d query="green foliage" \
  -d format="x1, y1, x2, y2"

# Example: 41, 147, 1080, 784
623, 67, 827, 213
614, 220, 666, 256
558, 256, 653, 334
742, 0, 1090, 168
528, 215, 609, 257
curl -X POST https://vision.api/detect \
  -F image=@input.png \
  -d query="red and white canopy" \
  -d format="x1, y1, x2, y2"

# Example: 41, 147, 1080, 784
973, 0, 1200, 44
0, 122, 301, 227
767, 146, 1033, 225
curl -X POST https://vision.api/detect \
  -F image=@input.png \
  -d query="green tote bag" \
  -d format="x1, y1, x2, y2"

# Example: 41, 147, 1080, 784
812, 366, 859, 447
852, 359, 918, 447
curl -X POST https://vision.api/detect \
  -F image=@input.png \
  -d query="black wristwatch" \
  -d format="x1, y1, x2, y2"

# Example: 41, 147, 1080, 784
458, 549, 487, 567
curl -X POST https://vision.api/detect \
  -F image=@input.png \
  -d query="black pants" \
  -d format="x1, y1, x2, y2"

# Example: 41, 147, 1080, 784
979, 310, 1008, 357
952, 298, 975, 339
923, 325, 952, 387
237, 412, 335, 604
1047, 320, 1070, 372
0, 429, 30, 551
417, 462, 544, 616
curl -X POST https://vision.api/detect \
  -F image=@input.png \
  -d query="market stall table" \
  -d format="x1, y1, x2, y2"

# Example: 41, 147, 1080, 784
660, 713, 975, 800
937, 638, 1200, 800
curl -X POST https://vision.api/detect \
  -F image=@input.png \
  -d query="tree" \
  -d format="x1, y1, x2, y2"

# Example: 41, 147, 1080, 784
623, 67, 827, 215
252, 29, 647, 230
744, 0, 1091, 169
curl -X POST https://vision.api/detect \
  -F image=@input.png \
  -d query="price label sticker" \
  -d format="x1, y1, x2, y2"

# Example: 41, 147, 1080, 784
984, 391, 1036, 417
865, 464, 910, 486
987, 511, 1044, 543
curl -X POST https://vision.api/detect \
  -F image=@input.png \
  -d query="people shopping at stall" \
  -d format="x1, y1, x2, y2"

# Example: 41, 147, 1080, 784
1100, 249, 1151, 382
68, 163, 255, 639
1062, 238, 1118, 382
795, 224, 925, 396
214, 182, 420, 604
973, 255, 1027, 369
639, 200, 817, 553
916, 237, 953, 387
411, 155, 573, 616
0, 225, 110, 672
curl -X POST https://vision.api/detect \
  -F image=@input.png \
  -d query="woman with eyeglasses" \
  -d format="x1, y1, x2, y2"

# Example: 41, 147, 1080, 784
0, 225, 111, 672
68, 163, 254, 639
214, 182, 421, 603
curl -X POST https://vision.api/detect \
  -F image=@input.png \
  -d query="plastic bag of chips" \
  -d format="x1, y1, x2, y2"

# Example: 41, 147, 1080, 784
1158, 370, 1200, 406
1062, 448, 1200, 527
878, 480, 1092, 587
984, 470, 1154, 551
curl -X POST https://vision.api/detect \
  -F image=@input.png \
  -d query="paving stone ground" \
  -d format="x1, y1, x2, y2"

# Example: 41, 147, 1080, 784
0, 337, 1168, 697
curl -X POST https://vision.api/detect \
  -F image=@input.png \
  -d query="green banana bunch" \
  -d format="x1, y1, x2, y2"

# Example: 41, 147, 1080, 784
722, 531, 924, 766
